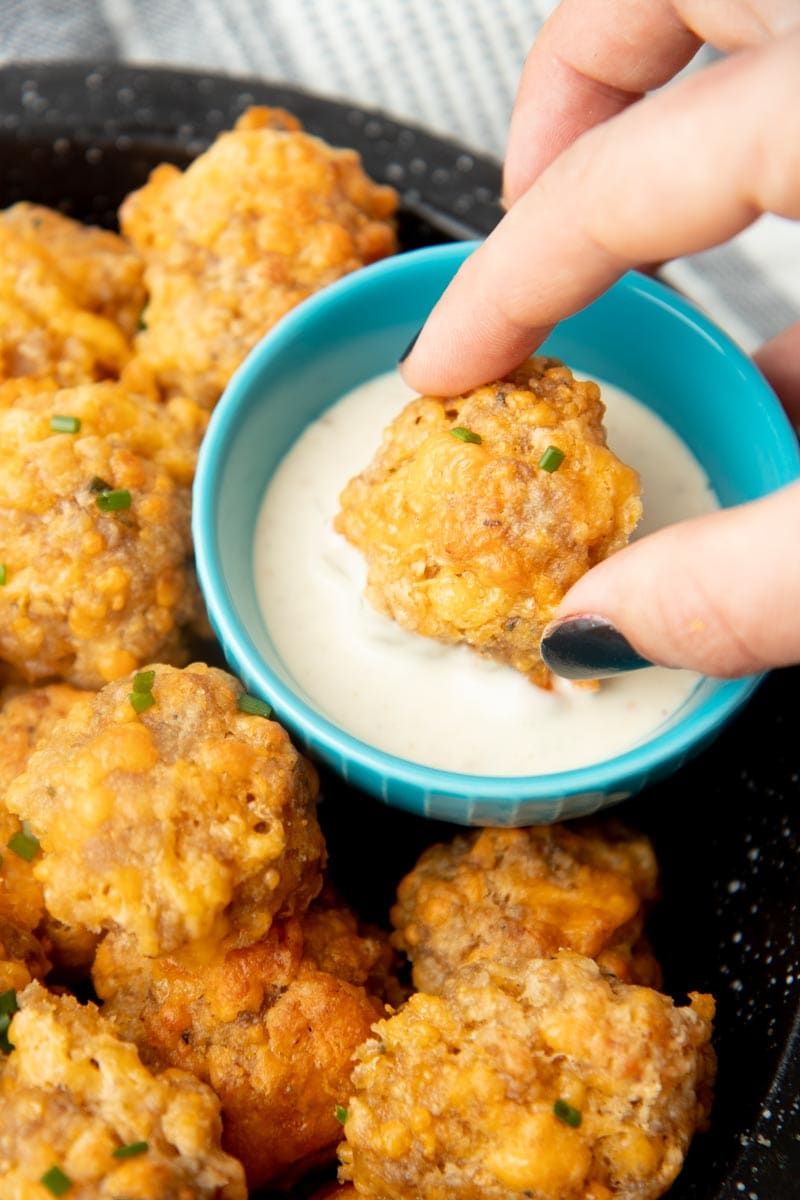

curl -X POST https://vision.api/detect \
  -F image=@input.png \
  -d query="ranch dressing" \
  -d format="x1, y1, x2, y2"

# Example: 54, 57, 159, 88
253, 370, 718, 776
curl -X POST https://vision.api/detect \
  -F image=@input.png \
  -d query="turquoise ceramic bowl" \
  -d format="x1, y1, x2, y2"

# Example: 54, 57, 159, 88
193, 241, 800, 825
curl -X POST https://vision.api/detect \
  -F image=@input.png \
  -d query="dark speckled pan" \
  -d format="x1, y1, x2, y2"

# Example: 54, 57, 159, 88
1, 62, 797, 1200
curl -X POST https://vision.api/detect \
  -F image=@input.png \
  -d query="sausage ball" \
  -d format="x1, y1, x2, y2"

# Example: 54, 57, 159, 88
0, 203, 145, 386
0, 982, 246, 1199
339, 953, 716, 1200
336, 358, 642, 687
0, 379, 207, 687
121, 106, 398, 408
391, 822, 662, 994
93, 899, 399, 1189
6, 664, 325, 955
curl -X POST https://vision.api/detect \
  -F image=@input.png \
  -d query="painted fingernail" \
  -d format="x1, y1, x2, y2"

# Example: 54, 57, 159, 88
541, 615, 652, 680
398, 329, 420, 363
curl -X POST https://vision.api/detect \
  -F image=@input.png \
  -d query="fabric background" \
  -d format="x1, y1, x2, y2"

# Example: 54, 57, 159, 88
0, 0, 797, 352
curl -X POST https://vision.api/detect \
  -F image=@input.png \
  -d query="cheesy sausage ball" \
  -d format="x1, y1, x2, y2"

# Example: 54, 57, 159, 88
336, 358, 642, 687
94, 899, 399, 1189
6, 664, 325, 956
391, 822, 662, 995
339, 953, 716, 1200
0, 203, 145, 386
0, 379, 206, 687
0, 983, 246, 1199
121, 106, 397, 408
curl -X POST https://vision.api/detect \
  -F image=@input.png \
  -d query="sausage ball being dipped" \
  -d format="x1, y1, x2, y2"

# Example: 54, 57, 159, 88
121, 106, 397, 408
339, 953, 716, 1200
391, 821, 662, 994
0, 982, 246, 1199
336, 357, 641, 687
93, 896, 401, 1189
5, 663, 325, 956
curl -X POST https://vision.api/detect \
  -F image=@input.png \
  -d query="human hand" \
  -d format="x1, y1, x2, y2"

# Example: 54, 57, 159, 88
401, 0, 800, 679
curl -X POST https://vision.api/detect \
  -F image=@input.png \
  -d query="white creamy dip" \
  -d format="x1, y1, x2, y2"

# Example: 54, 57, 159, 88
253, 370, 718, 776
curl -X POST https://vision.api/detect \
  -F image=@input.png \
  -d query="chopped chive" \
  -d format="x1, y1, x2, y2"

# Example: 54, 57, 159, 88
553, 1098, 582, 1128
538, 445, 565, 473
129, 690, 156, 714
132, 670, 155, 694
334, 1104, 348, 1125
237, 693, 272, 719
7, 821, 40, 862
136, 306, 148, 332
112, 1141, 149, 1159
0, 989, 18, 1054
89, 476, 112, 494
50, 414, 81, 434
0, 564, 6, 585
40, 1166, 73, 1196
96, 488, 132, 513
450, 427, 482, 445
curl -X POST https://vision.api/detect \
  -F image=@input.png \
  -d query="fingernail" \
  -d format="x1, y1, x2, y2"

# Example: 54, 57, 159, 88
541, 615, 652, 680
398, 329, 420, 363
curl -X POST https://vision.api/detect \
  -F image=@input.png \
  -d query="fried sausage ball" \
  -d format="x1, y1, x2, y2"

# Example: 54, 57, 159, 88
6, 664, 325, 956
0, 379, 207, 687
0, 982, 246, 1199
391, 822, 662, 994
121, 106, 397, 408
0, 203, 145, 386
93, 899, 398, 1188
339, 953, 716, 1200
336, 358, 642, 687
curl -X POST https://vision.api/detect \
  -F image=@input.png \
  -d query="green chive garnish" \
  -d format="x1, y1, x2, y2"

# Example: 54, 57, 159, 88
136, 306, 148, 332
132, 670, 155, 694
40, 1166, 73, 1196
0, 989, 18, 1054
96, 489, 132, 513
89, 476, 112, 494
553, 1098, 582, 1127
112, 1141, 149, 1159
237, 693, 272, 719
129, 690, 156, 714
538, 445, 565, 473
334, 1104, 348, 1125
450, 427, 482, 445
50, 415, 81, 434
0, 564, 6, 585
7, 821, 40, 862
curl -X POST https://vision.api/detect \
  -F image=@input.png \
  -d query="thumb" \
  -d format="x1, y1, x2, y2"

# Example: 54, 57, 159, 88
540, 479, 800, 679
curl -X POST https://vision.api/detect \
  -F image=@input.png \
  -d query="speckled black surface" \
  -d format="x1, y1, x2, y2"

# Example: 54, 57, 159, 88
1, 62, 798, 1200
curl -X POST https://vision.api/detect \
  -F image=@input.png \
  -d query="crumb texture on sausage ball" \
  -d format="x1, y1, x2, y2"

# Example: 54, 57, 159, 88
0, 380, 207, 687
339, 953, 716, 1200
391, 821, 662, 994
93, 897, 399, 1189
0, 982, 246, 1199
6, 664, 325, 955
121, 106, 397, 408
0, 203, 145, 386
336, 358, 642, 687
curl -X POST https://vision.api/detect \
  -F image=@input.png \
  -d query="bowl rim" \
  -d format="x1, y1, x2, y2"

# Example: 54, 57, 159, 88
194, 241, 799, 803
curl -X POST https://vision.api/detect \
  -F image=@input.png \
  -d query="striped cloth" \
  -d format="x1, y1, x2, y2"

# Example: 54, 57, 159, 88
1, 0, 797, 352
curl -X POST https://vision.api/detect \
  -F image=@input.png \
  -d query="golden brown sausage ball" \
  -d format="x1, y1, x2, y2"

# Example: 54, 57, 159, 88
6, 664, 325, 956
339, 953, 716, 1200
93, 899, 398, 1189
121, 106, 398, 408
0, 982, 246, 1199
0, 203, 145, 386
0, 379, 207, 687
336, 358, 642, 687
391, 822, 662, 994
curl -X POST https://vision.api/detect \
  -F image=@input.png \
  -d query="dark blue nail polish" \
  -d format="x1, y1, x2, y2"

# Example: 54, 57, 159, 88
398, 329, 420, 363
540, 615, 652, 680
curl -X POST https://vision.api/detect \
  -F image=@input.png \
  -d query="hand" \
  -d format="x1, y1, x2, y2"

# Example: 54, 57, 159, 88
401, 0, 800, 679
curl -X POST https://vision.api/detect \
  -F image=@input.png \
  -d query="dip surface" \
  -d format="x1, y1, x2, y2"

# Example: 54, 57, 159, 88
253, 371, 718, 776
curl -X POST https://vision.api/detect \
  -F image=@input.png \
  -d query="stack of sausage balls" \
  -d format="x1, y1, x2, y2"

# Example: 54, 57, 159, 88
0, 106, 714, 1199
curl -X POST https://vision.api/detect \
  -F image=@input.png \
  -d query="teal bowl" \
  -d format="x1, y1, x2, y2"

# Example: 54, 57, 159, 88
193, 241, 800, 825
